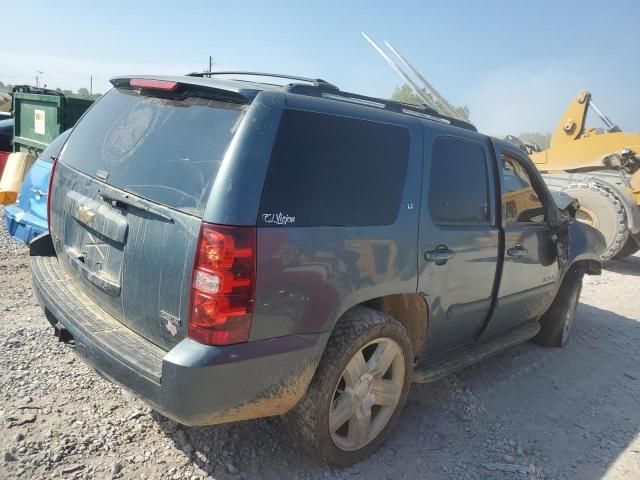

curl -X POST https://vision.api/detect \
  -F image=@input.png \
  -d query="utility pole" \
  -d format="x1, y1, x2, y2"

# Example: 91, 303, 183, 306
90, 75, 93, 95
208, 56, 213, 77
36, 70, 43, 88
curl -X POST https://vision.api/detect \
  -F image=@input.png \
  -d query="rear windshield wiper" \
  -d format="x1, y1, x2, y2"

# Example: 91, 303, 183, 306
98, 189, 173, 223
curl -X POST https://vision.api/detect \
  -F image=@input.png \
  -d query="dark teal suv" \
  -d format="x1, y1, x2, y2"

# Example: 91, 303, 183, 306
30, 72, 604, 466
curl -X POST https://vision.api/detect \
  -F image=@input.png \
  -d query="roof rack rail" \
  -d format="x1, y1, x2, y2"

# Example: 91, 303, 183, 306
185, 71, 339, 92
319, 88, 441, 116
285, 84, 476, 132
184, 69, 475, 131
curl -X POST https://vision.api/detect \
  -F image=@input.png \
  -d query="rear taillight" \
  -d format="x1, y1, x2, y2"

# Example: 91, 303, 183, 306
46, 156, 59, 231
188, 223, 256, 345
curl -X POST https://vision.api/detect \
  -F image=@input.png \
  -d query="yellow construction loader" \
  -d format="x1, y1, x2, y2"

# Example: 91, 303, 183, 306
506, 91, 640, 260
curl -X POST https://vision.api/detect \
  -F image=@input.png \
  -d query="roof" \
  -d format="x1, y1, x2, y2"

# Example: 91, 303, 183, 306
110, 72, 477, 132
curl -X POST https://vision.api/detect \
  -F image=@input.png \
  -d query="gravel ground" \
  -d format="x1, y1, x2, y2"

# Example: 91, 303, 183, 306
1, 208, 639, 479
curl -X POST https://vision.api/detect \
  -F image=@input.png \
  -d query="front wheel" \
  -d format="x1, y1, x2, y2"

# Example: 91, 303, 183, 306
284, 306, 413, 467
534, 265, 584, 348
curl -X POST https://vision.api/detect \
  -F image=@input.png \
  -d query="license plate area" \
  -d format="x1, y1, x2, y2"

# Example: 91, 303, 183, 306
62, 191, 127, 297
64, 245, 121, 296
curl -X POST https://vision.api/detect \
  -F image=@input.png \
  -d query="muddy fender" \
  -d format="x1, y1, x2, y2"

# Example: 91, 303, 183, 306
567, 220, 604, 274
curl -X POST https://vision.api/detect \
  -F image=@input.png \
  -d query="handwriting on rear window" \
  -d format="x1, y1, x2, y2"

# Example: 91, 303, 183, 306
262, 213, 296, 225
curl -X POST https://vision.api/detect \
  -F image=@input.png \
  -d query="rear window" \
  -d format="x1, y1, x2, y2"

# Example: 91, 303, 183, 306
259, 109, 410, 226
60, 88, 247, 215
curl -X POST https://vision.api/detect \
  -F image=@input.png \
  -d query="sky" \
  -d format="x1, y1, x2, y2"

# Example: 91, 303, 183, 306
1, 0, 639, 136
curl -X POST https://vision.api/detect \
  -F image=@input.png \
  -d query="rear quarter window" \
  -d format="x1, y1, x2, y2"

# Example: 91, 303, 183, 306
259, 109, 410, 226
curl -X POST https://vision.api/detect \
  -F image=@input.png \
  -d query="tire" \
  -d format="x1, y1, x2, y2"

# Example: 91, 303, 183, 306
561, 182, 628, 261
534, 264, 584, 348
613, 235, 640, 260
284, 306, 413, 467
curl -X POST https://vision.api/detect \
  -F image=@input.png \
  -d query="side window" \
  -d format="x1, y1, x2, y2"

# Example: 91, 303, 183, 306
428, 137, 489, 225
259, 109, 410, 226
502, 155, 545, 224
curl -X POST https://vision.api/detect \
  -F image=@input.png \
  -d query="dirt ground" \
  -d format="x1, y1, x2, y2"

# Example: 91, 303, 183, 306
0, 209, 639, 480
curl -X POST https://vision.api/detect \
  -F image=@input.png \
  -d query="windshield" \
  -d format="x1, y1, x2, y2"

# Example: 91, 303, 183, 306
60, 88, 247, 215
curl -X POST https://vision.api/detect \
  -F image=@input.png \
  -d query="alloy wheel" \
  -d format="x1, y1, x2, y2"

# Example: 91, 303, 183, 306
329, 337, 405, 451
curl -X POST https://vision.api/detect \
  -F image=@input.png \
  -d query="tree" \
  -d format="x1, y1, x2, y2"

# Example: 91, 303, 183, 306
70, 88, 102, 101
392, 84, 422, 105
391, 84, 470, 122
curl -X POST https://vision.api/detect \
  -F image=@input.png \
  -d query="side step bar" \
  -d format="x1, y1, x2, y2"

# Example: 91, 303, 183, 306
412, 322, 541, 384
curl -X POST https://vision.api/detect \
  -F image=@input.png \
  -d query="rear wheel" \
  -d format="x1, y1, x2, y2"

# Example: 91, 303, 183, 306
284, 306, 413, 467
562, 183, 628, 260
534, 265, 584, 348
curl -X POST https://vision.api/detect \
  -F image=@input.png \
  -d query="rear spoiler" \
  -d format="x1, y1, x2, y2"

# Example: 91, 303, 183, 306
110, 76, 255, 104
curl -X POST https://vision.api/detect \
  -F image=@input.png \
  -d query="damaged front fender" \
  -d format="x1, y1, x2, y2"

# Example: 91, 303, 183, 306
567, 220, 605, 274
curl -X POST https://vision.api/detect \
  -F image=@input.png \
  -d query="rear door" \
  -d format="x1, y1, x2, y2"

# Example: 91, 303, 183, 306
49, 82, 249, 350
480, 145, 562, 338
419, 132, 500, 358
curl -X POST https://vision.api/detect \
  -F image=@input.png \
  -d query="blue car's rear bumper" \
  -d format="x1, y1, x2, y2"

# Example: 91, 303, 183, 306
3, 204, 47, 244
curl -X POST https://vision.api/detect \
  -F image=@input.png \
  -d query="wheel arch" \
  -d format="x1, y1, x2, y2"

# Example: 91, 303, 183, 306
568, 258, 600, 277
566, 219, 604, 276
343, 293, 429, 358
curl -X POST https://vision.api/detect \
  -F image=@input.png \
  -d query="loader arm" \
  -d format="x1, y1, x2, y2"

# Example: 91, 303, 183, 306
534, 132, 640, 173
530, 90, 640, 175
550, 90, 591, 147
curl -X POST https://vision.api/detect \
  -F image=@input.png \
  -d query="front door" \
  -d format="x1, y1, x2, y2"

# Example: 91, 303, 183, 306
481, 145, 562, 338
419, 134, 501, 358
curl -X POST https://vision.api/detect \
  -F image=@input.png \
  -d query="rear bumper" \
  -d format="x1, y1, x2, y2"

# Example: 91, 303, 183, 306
4, 204, 47, 244
30, 235, 327, 426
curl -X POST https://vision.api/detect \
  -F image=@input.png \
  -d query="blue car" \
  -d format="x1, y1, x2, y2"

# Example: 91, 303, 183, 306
4, 131, 70, 244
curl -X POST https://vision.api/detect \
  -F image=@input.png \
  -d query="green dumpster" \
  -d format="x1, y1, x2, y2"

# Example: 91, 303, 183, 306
11, 86, 94, 155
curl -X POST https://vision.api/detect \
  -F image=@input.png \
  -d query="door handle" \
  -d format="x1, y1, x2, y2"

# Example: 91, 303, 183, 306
424, 244, 456, 265
507, 243, 528, 258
